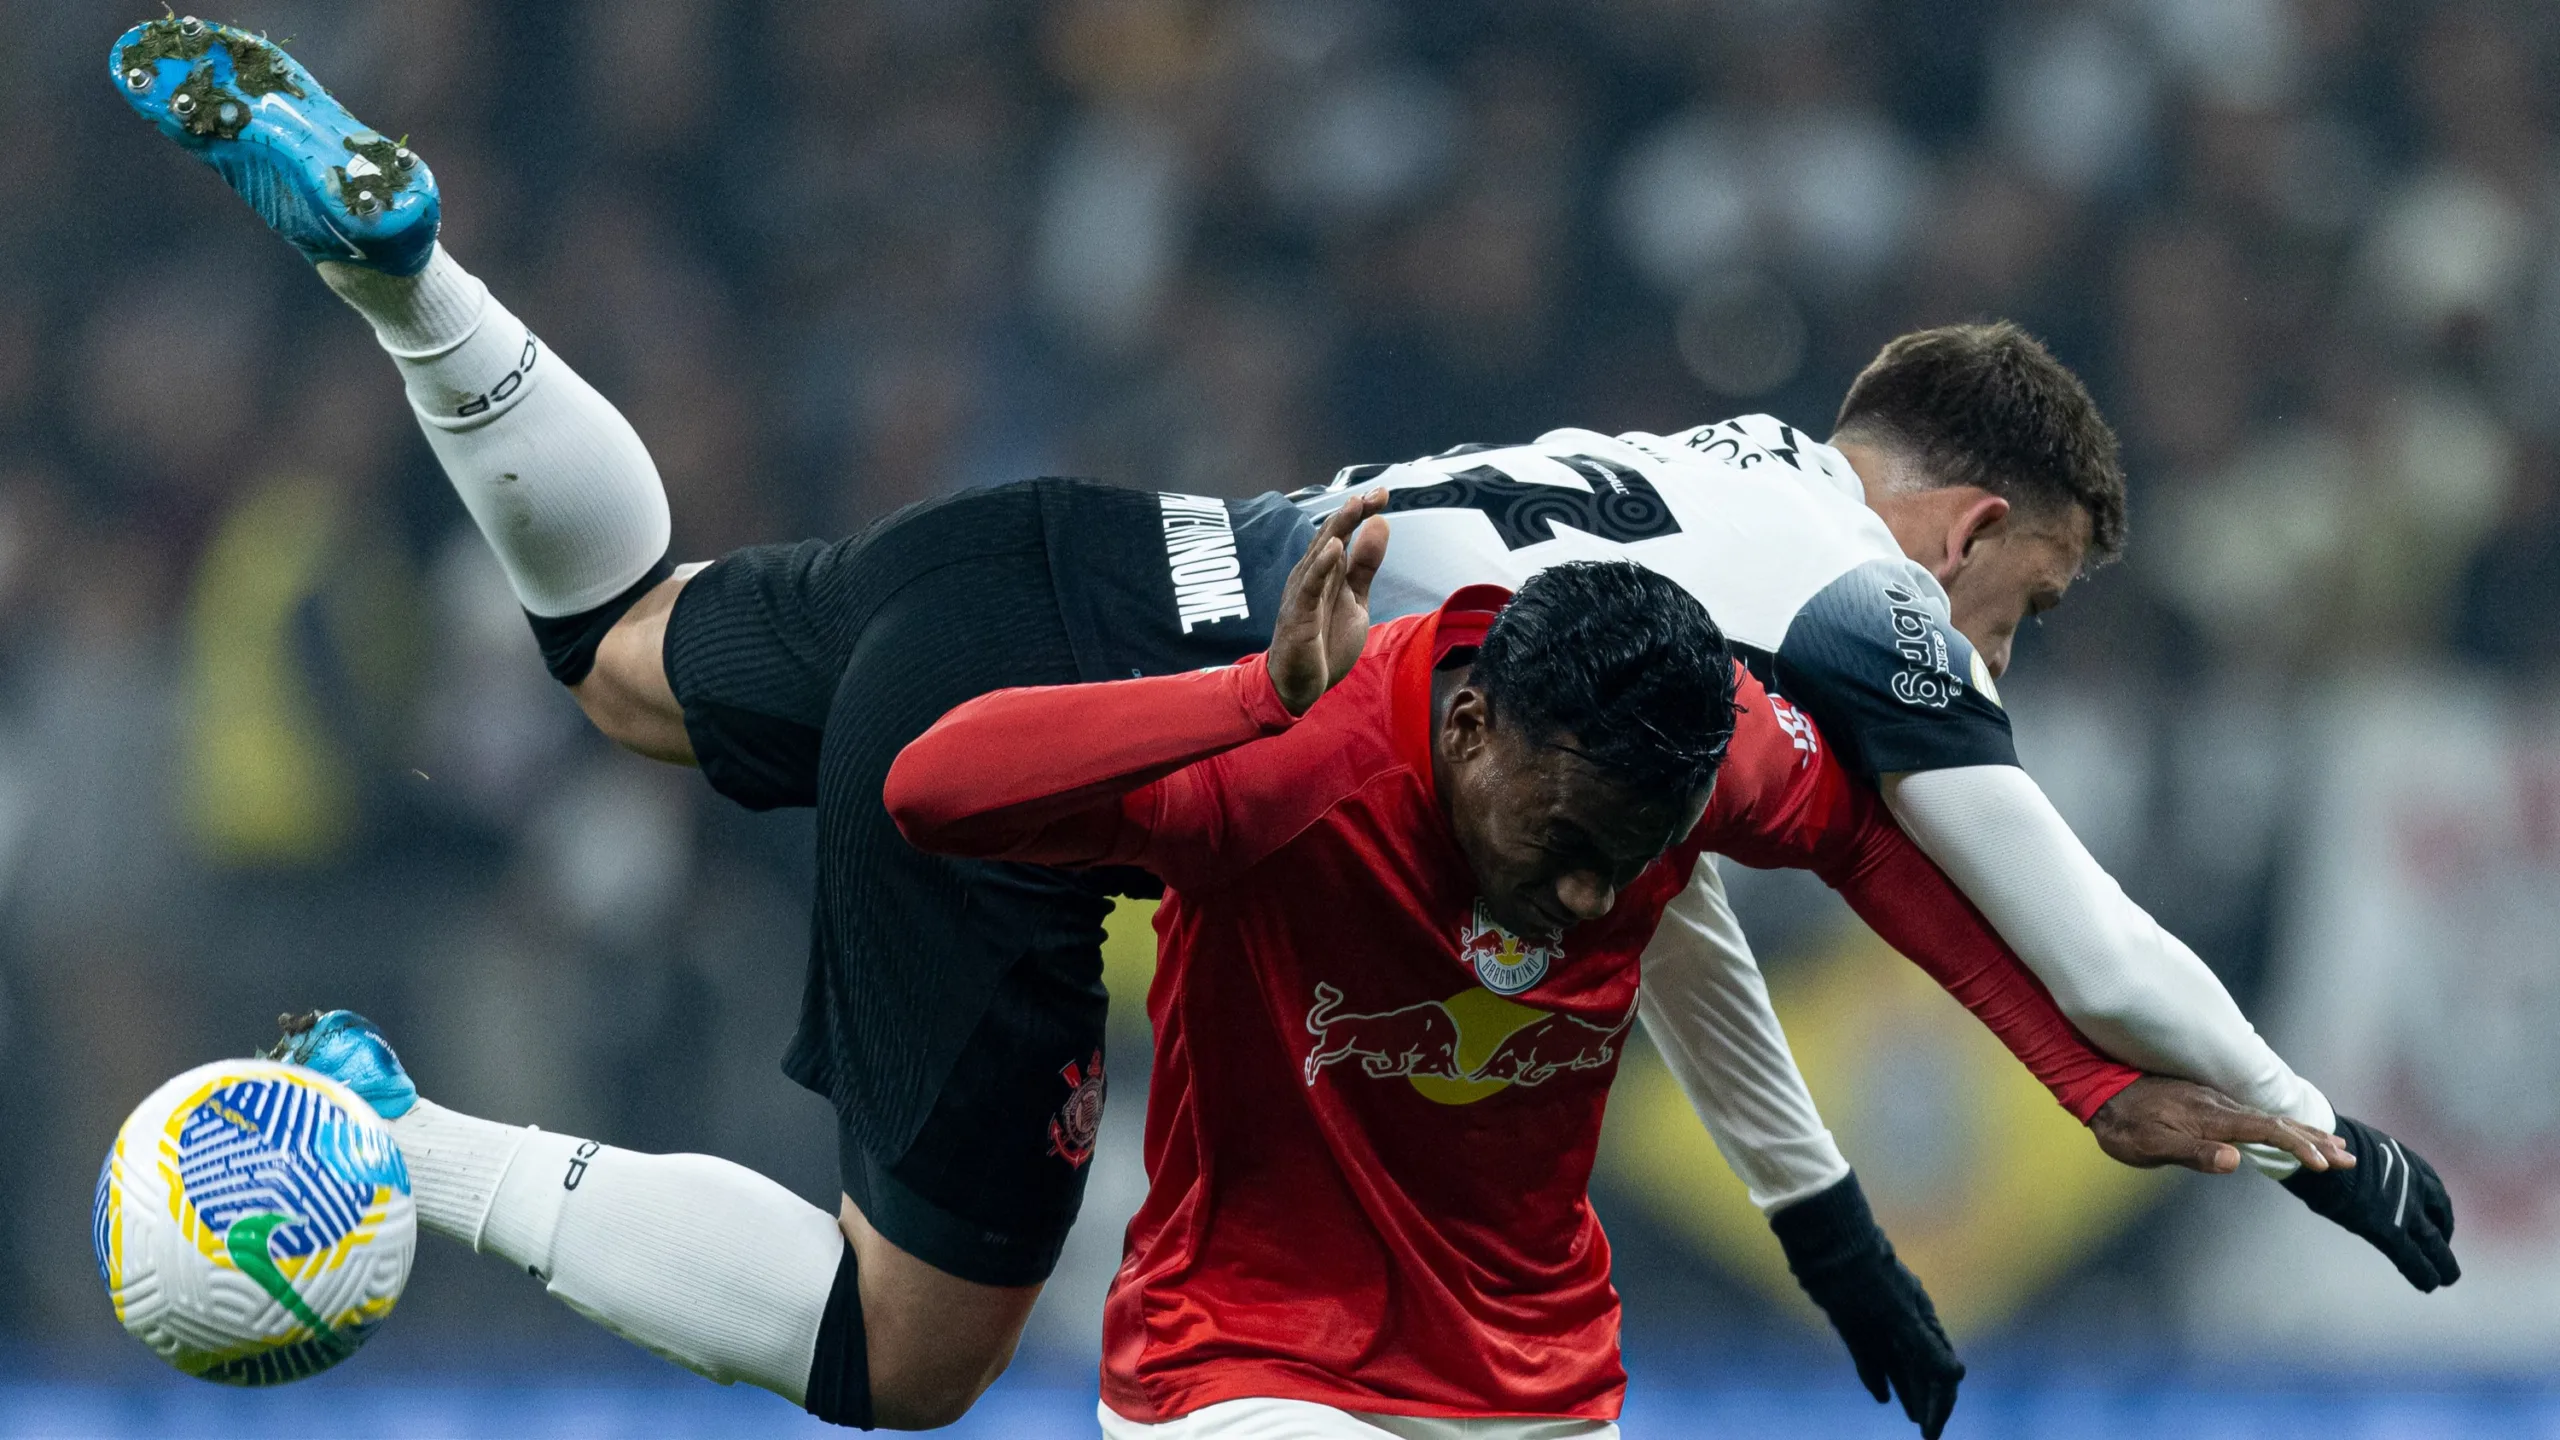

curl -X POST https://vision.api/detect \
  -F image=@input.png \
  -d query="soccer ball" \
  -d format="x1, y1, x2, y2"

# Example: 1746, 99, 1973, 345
93, 1058, 415, 1384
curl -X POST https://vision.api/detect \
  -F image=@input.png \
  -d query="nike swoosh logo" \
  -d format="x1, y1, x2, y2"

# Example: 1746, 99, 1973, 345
224, 1212, 353, 1355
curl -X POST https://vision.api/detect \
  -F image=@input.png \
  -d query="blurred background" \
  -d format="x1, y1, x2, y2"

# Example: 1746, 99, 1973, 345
7, 0, 2560, 1434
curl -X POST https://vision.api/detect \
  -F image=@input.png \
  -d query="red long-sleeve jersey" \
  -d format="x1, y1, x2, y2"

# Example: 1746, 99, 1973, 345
888, 587, 2136, 1423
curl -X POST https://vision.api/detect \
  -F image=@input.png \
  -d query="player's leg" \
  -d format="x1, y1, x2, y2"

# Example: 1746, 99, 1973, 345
270, 1012, 860, 1416
274, 1007, 1051, 1431
275, 1001, 1049, 1430
776, 482, 1123, 1421
113, 19, 688, 753
572, 567, 701, 762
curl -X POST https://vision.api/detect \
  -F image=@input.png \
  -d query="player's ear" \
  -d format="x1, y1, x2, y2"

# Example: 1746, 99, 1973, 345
1945, 491, 2010, 573
1440, 687, 1493, 764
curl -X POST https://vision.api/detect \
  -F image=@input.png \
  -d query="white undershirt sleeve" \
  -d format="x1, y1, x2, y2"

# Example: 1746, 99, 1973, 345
1883, 764, 2332, 1175
1636, 855, 1851, 1213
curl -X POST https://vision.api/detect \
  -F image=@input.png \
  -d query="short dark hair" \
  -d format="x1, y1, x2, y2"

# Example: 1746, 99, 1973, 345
1832, 322, 2127, 562
1472, 561, 1737, 799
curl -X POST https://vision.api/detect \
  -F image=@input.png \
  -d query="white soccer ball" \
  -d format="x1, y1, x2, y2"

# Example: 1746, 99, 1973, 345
93, 1057, 415, 1384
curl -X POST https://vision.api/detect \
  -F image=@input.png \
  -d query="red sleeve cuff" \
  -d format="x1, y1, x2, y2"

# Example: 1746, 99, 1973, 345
1229, 653, 1303, 733
2066, 1064, 2144, 1125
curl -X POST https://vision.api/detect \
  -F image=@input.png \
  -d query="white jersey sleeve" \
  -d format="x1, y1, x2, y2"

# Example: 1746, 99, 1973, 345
1636, 855, 1851, 1212
1884, 765, 2334, 1175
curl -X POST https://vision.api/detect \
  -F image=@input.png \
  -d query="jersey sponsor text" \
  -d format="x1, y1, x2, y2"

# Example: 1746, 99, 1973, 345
1883, 581, 1960, 708
1159, 494, 1253, 633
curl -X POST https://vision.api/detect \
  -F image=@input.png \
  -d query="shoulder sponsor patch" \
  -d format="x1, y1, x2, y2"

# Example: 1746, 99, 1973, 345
1770, 559, 2018, 779
1881, 580, 1961, 709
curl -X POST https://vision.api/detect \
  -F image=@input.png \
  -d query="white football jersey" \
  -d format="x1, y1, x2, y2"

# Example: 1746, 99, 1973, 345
1266, 414, 2016, 779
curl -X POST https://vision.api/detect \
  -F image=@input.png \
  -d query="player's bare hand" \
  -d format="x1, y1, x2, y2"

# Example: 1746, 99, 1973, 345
2089, 1076, 2353, 1175
1269, 490, 1389, 715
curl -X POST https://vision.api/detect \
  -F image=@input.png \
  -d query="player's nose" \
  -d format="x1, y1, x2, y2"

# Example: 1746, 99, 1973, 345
1552, 873, 1616, 925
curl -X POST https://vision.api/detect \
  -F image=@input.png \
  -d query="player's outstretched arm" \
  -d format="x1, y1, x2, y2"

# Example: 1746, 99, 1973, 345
1882, 765, 2460, 1290
1705, 672, 2143, 1120
1768, 1176, 1963, 1440
1637, 857, 1850, 1210
2089, 1077, 2351, 1176
1699, 671, 2350, 1173
1636, 860, 1960, 1439
1882, 766, 2330, 1145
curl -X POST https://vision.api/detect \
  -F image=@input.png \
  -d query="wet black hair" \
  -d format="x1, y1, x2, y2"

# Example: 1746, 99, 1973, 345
1471, 561, 1737, 798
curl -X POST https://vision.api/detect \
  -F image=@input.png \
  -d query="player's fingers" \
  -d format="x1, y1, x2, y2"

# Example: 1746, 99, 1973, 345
1889, 1354, 1935, 1428
2204, 1106, 2334, 1173
1288, 507, 1337, 575
2418, 1166, 2455, 1240
2266, 1119, 2335, 1173
2412, 1214, 2460, 1287
1344, 515, 1389, 602
1316, 490, 1385, 551
1276, 539, 1323, 628
1851, 1345, 1890, 1405
1304, 537, 1345, 619
1915, 1369, 1960, 1440
1278, 535, 1337, 627
1271, 538, 1345, 709
2195, 1140, 2240, 1175
2385, 1227, 2446, 1293
1287, 494, 1372, 592
1893, 1361, 1929, 1424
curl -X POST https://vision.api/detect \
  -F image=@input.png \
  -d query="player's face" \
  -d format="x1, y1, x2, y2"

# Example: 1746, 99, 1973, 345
1945, 505, 2092, 677
1439, 701, 1708, 938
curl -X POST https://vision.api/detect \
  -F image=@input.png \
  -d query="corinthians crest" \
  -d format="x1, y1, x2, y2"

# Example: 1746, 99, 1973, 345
1046, 1051, 1106, 1168
1458, 900, 1561, 996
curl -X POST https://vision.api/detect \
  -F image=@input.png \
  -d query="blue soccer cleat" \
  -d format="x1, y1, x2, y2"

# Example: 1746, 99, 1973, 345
110, 15, 438, 275
265, 1010, 419, 1120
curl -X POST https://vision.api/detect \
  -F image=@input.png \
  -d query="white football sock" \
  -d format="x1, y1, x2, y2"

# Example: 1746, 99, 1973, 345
319, 246, 672, 618
391, 1099, 842, 1402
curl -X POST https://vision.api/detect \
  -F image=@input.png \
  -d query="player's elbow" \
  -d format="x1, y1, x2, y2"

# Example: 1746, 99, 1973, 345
2043, 968, 2156, 1043
881, 753, 968, 852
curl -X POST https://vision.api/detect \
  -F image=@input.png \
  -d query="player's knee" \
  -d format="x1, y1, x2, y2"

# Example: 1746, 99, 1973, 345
867, 1311, 1021, 1429
566, 571, 696, 763
867, 1364, 1004, 1430
808, 1212, 1035, 1431
570, 665, 690, 763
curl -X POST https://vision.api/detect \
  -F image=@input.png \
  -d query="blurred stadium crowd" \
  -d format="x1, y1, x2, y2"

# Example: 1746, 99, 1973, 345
5, 0, 2560, 1390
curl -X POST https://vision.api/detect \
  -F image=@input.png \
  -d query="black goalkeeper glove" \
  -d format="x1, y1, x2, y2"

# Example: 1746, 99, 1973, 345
2280, 1113, 2460, 1292
1769, 1173, 1963, 1440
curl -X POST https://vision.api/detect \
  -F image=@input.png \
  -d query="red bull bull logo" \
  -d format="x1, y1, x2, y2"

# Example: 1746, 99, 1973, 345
1458, 900, 1562, 996
1303, 982, 1632, 1105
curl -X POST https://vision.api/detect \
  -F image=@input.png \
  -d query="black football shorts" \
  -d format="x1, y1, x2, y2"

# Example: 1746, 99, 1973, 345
659, 477, 1296, 1286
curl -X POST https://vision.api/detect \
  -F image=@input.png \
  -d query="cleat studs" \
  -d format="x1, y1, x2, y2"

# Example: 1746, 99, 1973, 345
123, 66, 151, 91
350, 188, 381, 216
394, 145, 415, 169
218, 101, 240, 124
170, 90, 195, 117
179, 16, 203, 34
